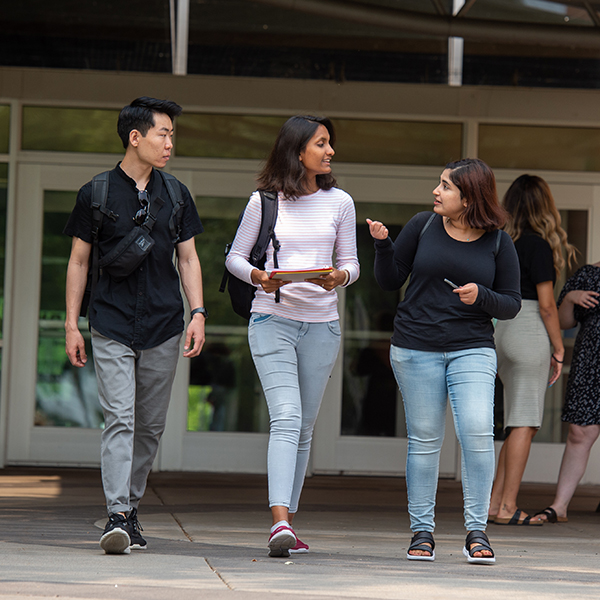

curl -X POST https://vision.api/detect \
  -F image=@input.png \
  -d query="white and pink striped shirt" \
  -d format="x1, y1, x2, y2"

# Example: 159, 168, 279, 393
226, 188, 360, 322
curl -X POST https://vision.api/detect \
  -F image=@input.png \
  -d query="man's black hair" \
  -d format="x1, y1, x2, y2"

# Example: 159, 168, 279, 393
117, 97, 183, 149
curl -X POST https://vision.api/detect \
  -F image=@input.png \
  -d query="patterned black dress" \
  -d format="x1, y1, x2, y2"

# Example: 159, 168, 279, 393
557, 265, 600, 425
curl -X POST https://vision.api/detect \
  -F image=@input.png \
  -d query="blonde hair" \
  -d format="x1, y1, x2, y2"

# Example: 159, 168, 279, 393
503, 175, 576, 277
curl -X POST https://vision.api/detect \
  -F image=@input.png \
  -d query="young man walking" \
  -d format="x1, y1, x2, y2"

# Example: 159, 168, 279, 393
64, 97, 207, 554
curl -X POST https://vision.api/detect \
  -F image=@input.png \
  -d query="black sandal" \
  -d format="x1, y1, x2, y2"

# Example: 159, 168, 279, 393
533, 506, 568, 523
407, 531, 435, 561
462, 530, 495, 564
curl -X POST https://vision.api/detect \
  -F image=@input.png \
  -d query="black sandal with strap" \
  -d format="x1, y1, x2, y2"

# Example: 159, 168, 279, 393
533, 506, 568, 523
462, 530, 495, 564
407, 531, 435, 561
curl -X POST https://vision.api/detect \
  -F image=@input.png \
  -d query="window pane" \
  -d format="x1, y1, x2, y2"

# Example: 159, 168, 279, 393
176, 115, 286, 159
342, 202, 431, 437
188, 196, 268, 433
479, 124, 600, 171
36, 191, 102, 427
177, 114, 462, 166
0, 106, 9, 154
334, 120, 462, 166
22, 107, 122, 153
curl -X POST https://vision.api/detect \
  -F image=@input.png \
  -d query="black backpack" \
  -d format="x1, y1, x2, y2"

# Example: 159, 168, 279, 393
79, 169, 185, 317
219, 190, 279, 320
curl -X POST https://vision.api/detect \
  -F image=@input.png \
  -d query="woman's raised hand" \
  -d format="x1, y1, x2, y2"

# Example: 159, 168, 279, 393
366, 218, 388, 240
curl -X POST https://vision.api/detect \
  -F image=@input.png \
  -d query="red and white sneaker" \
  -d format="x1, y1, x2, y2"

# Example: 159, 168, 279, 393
289, 537, 309, 554
268, 525, 296, 558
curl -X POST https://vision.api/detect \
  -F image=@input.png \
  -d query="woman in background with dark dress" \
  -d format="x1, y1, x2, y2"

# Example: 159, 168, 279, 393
534, 263, 600, 523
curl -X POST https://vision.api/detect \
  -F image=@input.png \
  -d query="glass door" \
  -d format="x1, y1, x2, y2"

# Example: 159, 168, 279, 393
8, 160, 596, 483
162, 192, 271, 472
168, 166, 460, 476
311, 199, 458, 477
36, 189, 102, 430
5, 162, 274, 470
5, 162, 109, 464
491, 175, 597, 483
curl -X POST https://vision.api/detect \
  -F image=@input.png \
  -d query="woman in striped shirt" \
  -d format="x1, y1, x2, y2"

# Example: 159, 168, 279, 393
226, 115, 360, 558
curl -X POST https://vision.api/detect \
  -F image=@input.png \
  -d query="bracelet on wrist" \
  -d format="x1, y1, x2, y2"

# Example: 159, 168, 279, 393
341, 270, 350, 287
552, 354, 564, 363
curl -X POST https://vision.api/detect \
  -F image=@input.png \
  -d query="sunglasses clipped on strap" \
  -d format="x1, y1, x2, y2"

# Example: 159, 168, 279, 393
133, 189, 150, 225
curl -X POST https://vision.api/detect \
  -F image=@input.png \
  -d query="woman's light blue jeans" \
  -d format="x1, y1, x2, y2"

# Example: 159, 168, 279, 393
390, 345, 497, 533
248, 314, 341, 513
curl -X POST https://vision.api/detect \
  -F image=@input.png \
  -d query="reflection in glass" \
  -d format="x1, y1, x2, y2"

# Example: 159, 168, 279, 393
480, 124, 600, 171
0, 106, 9, 154
176, 115, 286, 159
188, 196, 269, 433
342, 202, 431, 438
177, 113, 461, 167
36, 191, 102, 427
22, 107, 121, 153
334, 119, 462, 166
0, 164, 7, 378
0, 164, 7, 341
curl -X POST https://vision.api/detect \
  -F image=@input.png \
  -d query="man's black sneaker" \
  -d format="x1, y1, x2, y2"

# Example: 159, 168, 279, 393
128, 508, 147, 550
99, 513, 131, 554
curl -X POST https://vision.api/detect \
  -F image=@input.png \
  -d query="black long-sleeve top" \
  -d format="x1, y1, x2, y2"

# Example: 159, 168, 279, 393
374, 212, 521, 352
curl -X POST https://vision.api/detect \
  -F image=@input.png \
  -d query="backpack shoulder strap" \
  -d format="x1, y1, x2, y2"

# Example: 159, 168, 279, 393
91, 171, 119, 228
91, 171, 112, 238
250, 190, 279, 265
418, 213, 436, 242
257, 190, 280, 303
219, 191, 279, 294
159, 171, 185, 243
494, 229, 502, 258
90, 171, 116, 290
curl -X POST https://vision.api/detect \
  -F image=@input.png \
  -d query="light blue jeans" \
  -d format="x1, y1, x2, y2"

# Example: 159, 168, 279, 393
248, 314, 341, 513
390, 345, 497, 533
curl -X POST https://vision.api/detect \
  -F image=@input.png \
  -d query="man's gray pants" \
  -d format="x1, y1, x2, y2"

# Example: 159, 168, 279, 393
91, 329, 182, 515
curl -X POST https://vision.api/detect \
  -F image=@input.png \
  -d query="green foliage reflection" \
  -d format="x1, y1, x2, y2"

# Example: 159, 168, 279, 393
0, 106, 9, 154
23, 107, 122, 153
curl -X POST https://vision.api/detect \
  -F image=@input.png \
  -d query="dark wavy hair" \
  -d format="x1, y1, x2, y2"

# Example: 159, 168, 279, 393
117, 97, 182, 149
445, 158, 507, 231
257, 115, 337, 199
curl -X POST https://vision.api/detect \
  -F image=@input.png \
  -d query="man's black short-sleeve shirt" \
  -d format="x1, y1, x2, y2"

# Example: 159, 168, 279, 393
64, 164, 204, 350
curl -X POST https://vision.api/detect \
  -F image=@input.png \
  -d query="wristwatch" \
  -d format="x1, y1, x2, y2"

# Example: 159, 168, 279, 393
190, 307, 208, 320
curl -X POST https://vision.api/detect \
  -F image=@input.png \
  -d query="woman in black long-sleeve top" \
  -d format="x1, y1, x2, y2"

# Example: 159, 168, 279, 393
368, 158, 521, 564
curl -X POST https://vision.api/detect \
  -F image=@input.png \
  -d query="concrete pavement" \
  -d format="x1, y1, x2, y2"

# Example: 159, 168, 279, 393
0, 468, 599, 600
